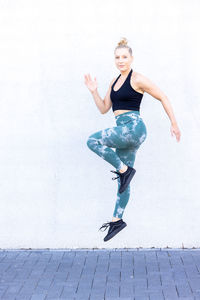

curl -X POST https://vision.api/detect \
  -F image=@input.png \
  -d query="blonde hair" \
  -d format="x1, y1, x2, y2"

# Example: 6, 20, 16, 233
115, 37, 132, 56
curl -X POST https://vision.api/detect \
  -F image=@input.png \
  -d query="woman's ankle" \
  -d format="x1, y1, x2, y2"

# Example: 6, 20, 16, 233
112, 217, 121, 222
119, 165, 128, 173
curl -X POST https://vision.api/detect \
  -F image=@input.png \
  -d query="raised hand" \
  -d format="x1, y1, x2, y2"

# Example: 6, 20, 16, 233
84, 73, 98, 93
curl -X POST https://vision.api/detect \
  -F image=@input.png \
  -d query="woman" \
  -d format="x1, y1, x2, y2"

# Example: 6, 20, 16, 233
84, 37, 181, 242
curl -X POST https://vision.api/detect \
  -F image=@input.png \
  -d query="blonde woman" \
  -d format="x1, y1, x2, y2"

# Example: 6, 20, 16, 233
84, 37, 181, 242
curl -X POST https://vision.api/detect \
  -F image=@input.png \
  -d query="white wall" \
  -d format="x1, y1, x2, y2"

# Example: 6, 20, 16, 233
0, 0, 200, 248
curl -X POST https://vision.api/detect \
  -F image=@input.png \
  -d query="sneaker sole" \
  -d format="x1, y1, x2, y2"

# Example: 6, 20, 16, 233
119, 168, 136, 194
104, 222, 127, 241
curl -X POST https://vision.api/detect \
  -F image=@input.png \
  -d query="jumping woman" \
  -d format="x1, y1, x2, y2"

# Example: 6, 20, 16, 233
84, 37, 181, 242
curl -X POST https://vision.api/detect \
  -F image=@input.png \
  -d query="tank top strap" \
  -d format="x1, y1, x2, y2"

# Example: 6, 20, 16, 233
124, 68, 133, 87
129, 68, 133, 77
127, 69, 133, 81
111, 74, 121, 88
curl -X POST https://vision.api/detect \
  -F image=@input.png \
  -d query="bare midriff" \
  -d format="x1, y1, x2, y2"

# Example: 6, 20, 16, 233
113, 109, 136, 117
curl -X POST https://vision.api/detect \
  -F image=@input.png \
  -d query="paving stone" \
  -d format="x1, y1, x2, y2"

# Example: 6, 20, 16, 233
0, 249, 200, 299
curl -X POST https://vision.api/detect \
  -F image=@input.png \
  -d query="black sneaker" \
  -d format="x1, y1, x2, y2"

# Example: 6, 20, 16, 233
110, 166, 136, 194
98, 219, 127, 242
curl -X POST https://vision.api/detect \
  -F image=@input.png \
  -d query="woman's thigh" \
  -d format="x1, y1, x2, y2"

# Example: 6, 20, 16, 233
88, 117, 147, 150
88, 124, 138, 149
123, 118, 147, 149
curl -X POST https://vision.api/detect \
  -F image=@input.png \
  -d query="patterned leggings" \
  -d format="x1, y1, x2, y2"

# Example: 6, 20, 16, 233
86, 110, 147, 219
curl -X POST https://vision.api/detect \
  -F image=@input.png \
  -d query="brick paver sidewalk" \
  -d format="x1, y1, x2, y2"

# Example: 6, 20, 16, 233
0, 249, 200, 300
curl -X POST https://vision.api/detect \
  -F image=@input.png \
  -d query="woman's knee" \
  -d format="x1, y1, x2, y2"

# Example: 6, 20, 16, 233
86, 135, 97, 150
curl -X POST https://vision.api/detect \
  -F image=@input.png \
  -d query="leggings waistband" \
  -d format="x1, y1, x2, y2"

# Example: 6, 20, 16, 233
114, 110, 141, 121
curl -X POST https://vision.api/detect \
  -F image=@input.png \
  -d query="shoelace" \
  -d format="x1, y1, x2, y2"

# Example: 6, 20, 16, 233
98, 221, 113, 231
110, 170, 122, 180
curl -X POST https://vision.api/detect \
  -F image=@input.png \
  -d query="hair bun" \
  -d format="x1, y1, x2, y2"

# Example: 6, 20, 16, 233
118, 37, 128, 46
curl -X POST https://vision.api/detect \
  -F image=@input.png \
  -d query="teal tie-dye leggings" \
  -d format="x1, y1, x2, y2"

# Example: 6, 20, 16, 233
86, 110, 147, 219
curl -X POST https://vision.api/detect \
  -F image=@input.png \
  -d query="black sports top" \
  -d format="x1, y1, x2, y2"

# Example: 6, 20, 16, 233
110, 68, 143, 112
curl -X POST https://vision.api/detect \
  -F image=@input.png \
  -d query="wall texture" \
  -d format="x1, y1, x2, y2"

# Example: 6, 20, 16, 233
0, 0, 199, 248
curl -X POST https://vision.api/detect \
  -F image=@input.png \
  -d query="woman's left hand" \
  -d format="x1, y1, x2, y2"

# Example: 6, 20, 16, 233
170, 124, 181, 142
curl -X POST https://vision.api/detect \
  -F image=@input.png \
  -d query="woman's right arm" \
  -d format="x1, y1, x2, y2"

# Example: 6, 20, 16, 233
84, 73, 115, 114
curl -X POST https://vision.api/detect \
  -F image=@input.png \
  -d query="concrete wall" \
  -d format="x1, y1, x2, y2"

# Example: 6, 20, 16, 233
0, 0, 199, 248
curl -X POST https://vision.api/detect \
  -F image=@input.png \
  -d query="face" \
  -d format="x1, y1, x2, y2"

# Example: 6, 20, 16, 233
114, 48, 133, 72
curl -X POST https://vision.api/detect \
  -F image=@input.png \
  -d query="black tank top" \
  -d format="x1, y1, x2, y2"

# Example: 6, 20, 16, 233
110, 68, 143, 112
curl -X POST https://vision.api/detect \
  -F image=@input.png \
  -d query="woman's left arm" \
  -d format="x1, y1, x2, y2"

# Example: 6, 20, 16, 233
136, 73, 181, 142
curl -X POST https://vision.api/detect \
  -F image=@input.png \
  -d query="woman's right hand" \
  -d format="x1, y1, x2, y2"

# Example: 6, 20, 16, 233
84, 74, 98, 93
